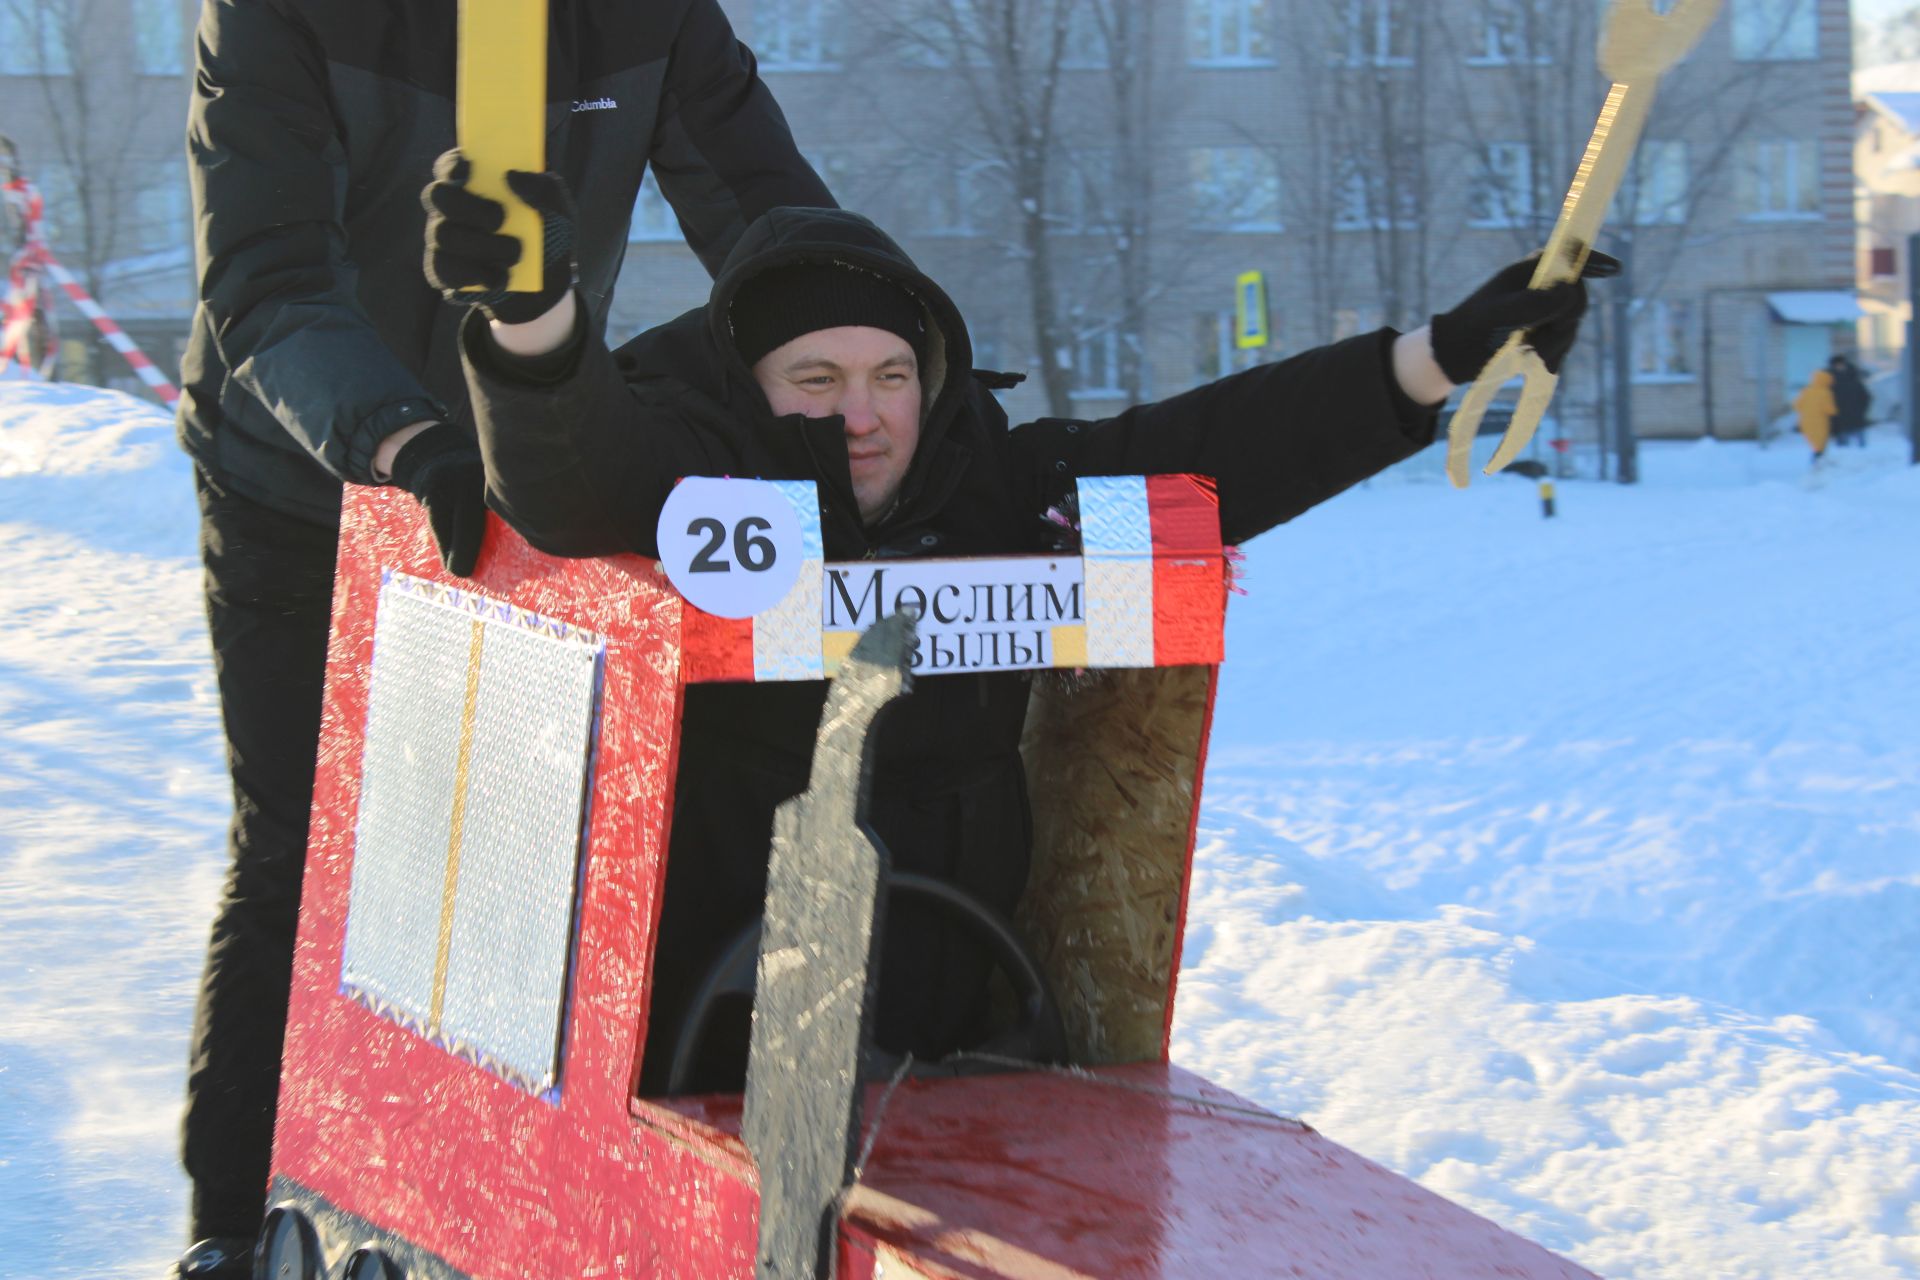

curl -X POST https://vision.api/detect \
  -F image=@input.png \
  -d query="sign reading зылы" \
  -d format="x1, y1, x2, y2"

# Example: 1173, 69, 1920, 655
659, 474, 1219, 679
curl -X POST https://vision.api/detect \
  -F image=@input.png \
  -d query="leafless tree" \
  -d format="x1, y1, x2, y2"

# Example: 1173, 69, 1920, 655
2, 0, 182, 313
847, 0, 1185, 414
849, 0, 1085, 414
1277, 0, 1440, 333
1075, 0, 1158, 403
1426, 0, 1826, 479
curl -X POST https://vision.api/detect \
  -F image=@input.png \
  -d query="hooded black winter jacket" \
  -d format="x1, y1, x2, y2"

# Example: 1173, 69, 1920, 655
176, 0, 831, 524
460, 206, 1439, 1089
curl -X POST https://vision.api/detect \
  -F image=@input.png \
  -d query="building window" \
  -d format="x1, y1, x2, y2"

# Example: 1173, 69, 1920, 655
1334, 155, 1419, 230
910, 159, 998, 237
1732, 0, 1816, 61
1068, 328, 1131, 398
131, 0, 184, 75
1061, 3, 1110, 69
1331, 304, 1384, 341
630, 170, 680, 242
1631, 298, 1696, 382
1469, 143, 1532, 228
892, 0, 990, 68
1045, 150, 1117, 235
131, 162, 189, 253
31, 161, 79, 252
1621, 140, 1688, 226
757, 0, 841, 70
1189, 147, 1281, 232
1741, 139, 1820, 220
1188, 0, 1274, 66
1193, 310, 1269, 385
1334, 0, 1413, 67
1468, 0, 1549, 65
0, 5, 73, 75
1870, 247, 1898, 278
971, 330, 1003, 372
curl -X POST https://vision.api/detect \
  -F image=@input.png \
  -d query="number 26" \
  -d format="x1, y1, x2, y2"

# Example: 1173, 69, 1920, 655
687, 516, 777, 573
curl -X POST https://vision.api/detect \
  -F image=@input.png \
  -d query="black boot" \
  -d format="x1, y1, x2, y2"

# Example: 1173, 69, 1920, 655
167, 1236, 254, 1279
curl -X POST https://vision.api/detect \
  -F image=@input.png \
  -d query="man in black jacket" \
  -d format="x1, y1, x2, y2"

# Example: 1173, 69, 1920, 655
421, 166, 1615, 1103
173, 3, 834, 1274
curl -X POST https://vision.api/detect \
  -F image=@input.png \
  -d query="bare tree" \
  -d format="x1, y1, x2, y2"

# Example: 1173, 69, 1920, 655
853, 0, 1084, 413
1076, 0, 1158, 402
3, 0, 182, 305
849, 0, 1188, 414
1427, 0, 1828, 480
1253, 9, 1350, 349
1282, 0, 1438, 332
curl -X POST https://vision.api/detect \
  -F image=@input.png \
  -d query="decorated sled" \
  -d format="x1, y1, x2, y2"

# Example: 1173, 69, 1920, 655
261, 478, 1596, 1279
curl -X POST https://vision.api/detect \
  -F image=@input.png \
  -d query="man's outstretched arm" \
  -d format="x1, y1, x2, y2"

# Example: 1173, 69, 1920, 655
1009, 254, 1612, 546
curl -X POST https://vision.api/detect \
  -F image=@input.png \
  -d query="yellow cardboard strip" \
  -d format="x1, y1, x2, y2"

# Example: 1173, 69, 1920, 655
457, 0, 548, 294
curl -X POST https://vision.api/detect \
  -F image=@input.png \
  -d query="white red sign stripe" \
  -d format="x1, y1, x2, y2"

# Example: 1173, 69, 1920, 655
41, 255, 178, 404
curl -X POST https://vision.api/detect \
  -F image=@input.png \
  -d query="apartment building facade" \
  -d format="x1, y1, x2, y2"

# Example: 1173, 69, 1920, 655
619, 0, 1858, 455
2, 0, 1859, 450
0, 0, 198, 392
1854, 60, 1920, 365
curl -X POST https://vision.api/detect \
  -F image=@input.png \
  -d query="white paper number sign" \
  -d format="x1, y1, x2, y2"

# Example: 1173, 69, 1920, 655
657, 477, 809, 618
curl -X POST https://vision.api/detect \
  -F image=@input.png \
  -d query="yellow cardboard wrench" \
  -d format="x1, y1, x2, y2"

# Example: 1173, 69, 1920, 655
457, 0, 548, 295
1446, 0, 1722, 488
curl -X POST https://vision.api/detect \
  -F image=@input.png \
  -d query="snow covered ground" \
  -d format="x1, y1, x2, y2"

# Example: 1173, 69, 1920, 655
0, 379, 1915, 1279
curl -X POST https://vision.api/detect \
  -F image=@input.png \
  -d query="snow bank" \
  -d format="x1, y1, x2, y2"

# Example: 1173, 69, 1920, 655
2, 381, 1916, 1278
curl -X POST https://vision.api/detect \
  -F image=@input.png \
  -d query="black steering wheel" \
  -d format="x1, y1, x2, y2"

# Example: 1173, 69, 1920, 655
664, 872, 1068, 1095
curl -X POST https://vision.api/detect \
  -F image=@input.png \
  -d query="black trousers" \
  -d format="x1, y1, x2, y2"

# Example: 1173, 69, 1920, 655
183, 468, 338, 1242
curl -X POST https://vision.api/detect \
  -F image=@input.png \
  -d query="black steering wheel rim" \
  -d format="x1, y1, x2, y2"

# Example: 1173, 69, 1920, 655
664, 871, 1068, 1094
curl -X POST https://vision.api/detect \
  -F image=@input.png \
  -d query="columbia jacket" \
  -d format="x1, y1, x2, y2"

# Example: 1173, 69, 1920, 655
459, 206, 1440, 1088
177, 0, 831, 524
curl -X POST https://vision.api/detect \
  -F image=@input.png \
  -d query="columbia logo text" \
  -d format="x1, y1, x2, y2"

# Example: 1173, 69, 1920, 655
571, 97, 617, 113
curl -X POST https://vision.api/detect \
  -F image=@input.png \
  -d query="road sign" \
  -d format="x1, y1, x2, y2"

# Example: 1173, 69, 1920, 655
1235, 271, 1268, 351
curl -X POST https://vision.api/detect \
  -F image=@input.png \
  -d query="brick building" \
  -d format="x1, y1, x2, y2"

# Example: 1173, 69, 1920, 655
620, 0, 1859, 459
2, 0, 1860, 450
0, 0, 197, 396
1854, 59, 1920, 366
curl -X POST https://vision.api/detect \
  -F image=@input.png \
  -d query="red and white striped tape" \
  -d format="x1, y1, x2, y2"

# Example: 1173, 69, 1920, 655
40, 256, 178, 406
1, 174, 178, 405
1, 177, 52, 374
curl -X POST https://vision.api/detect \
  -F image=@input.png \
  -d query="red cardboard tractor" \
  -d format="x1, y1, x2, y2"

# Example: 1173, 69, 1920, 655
262, 477, 1595, 1279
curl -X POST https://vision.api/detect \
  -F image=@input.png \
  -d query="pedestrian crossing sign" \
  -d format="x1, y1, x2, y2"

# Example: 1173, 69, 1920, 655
1235, 271, 1268, 350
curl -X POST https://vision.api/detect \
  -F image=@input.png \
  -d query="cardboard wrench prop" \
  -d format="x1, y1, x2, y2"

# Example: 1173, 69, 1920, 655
1446, 0, 1724, 487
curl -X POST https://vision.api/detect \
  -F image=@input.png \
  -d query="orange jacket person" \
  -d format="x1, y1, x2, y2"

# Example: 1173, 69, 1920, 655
1793, 368, 1836, 458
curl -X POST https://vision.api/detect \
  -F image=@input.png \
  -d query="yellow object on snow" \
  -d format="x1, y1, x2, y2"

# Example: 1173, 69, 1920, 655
1793, 369, 1836, 454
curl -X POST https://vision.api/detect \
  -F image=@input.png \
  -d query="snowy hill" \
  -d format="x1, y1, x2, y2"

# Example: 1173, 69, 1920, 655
1, 380, 1916, 1278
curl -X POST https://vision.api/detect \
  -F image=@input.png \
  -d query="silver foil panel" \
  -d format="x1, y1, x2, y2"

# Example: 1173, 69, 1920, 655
342, 591, 473, 1021
754, 556, 826, 682
1078, 476, 1156, 668
1083, 557, 1156, 668
1077, 475, 1153, 556
342, 573, 603, 1093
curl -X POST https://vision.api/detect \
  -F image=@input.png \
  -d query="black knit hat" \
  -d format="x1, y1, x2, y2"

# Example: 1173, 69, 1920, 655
730, 261, 926, 367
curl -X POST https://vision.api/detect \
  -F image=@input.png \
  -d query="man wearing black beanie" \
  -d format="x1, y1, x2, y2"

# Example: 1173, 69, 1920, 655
424, 166, 1612, 1094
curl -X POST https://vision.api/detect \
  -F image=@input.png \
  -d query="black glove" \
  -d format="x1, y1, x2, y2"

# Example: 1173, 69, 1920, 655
1429, 250, 1620, 384
389, 423, 487, 577
421, 149, 578, 325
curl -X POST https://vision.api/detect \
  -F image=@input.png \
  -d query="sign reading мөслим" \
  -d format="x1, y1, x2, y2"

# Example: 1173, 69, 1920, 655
822, 556, 1085, 674
660, 474, 1226, 681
